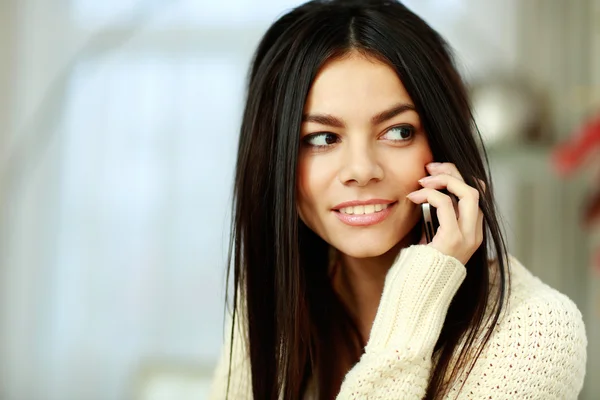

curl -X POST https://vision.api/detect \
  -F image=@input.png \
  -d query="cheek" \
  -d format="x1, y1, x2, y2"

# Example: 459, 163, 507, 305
296, 154, 340, 229
383, 145, 433, 189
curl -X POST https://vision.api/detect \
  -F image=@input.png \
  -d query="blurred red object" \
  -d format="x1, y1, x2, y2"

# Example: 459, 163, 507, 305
552, 113, 600, 176
552, 113, 600, 273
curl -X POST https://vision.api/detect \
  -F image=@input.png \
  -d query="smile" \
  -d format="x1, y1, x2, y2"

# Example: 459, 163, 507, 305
339, 204, 389, 215
333, 201, 397, 226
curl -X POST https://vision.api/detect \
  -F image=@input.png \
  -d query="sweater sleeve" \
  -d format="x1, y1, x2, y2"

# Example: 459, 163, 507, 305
336, 245, 466, 399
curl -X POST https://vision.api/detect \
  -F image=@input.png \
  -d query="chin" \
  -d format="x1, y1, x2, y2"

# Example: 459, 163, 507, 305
326, 219, 421, 260
330, 237, 399, 259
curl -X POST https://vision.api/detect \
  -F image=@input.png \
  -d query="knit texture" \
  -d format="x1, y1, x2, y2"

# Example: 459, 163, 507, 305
208, 245, 587, 399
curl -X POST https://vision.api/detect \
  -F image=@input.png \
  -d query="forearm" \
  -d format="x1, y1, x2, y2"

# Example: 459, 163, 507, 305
337, 245, 466, 399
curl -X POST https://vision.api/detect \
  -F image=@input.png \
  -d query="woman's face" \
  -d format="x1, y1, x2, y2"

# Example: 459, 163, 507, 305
297, 52, 434, 258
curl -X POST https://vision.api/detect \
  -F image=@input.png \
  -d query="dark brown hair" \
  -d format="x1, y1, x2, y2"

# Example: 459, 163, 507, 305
226, 0, 509, 398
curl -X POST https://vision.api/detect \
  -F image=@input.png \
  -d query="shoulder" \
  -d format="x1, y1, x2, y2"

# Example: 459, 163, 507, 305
464, 255, 588, 398
502, 254, 586, 332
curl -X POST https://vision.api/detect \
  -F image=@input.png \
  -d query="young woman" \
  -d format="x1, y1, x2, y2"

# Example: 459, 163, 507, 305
209, 0, 587, 398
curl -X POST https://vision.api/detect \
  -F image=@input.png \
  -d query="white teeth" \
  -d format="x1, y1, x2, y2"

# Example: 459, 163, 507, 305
339, 204, 390, 215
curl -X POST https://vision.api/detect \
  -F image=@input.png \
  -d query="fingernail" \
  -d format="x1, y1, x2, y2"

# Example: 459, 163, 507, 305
427, 162, 441, 168
418, 176, 433, 183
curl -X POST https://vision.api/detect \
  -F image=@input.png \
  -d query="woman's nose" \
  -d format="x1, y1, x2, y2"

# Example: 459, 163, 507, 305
338, 143, 384, 186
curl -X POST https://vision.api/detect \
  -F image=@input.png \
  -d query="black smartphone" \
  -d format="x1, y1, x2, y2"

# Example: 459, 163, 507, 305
421, 202, 439, 243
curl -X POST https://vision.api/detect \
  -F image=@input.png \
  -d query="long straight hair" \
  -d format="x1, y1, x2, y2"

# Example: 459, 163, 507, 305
227, 1, 510, 398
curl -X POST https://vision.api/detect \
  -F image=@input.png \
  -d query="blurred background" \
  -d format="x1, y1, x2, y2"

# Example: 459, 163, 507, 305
0, 0, 598, 399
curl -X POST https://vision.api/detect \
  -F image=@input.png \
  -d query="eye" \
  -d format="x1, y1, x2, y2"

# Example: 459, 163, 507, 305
381, 125, 415, 141
303, 132, 339, 148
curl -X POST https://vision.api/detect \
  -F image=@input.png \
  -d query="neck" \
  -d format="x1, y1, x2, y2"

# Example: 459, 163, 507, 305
332, 224, 421, 343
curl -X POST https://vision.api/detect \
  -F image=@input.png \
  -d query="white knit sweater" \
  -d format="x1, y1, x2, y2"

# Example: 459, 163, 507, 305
208, 245, 587, 399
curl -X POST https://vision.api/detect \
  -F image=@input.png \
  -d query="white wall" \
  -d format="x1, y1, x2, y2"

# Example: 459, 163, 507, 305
0, 1, 15, 149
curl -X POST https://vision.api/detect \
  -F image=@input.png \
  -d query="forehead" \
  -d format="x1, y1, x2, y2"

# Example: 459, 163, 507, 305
304, 51, 413, 116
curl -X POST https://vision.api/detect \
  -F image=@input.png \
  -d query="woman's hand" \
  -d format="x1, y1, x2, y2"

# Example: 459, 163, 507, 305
406, 162, 484, 265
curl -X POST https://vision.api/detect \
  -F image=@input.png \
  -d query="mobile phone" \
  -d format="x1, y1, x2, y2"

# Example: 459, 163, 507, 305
421, 202, 439, 243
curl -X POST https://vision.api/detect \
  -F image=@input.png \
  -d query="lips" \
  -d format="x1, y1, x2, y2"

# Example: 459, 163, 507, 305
333, 200, 397, 226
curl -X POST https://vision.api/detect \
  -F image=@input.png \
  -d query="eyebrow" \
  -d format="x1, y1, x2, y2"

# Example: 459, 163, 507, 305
302, 103, 416, 128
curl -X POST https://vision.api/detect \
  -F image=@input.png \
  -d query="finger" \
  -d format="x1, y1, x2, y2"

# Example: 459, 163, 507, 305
426, 162, 464, 182
475, 179, 487, 202
418, 174, 480, 236
426, 163, 488, 197
425, 162, 463, 214
426, 163, 488, 205
476, 179, 487, 194
406, 187, 460, 234
476, 209, 484, 244
418, 173, 479, 205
